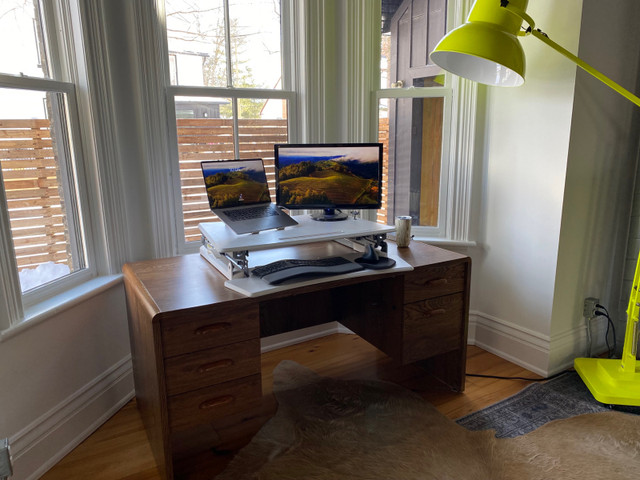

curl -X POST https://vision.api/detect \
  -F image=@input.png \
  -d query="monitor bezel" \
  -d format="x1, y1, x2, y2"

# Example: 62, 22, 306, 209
274, 143, 383, 211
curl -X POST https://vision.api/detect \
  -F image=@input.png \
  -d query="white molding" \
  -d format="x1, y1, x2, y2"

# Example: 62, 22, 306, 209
548, 317, 610, 374
444, 0, 477, 243
298, 0, 328, 142
468, 310, 611, 376
131, 0, 178, 259
260, 322, 343, 353
446, 76, 477, 242
1, 275, 123, 341
468, 311, 551, 376
9, 356, 134, 480
0, 174, 22, 328
342, 0, 380, 142
77, 0, 131, 272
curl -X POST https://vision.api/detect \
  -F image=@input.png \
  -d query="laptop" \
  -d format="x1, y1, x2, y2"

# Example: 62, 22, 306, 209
201, 159, 298, 235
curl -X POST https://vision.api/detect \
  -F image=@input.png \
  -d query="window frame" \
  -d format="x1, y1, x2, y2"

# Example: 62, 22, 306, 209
0, 0, 100, 329
374, 0, 477, 244
141, 0, 477, 260
159, 0, 297, 254
376, 85, 453, 238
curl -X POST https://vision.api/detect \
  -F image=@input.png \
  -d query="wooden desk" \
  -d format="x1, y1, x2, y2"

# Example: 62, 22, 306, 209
123, 240, 471, 480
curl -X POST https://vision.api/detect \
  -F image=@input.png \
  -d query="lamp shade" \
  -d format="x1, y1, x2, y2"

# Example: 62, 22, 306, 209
430, 0, 528, 86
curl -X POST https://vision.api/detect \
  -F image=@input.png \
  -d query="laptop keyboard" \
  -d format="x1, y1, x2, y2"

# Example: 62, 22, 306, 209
224, 205, 278, 222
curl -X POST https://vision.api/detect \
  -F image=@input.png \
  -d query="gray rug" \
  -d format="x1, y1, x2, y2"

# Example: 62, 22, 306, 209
456, 371, 640, 437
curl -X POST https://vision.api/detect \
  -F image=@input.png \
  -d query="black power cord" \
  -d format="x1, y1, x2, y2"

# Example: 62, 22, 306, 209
465, 370, 571, 382
594, 303, 617, 358
466, 303, 619, 381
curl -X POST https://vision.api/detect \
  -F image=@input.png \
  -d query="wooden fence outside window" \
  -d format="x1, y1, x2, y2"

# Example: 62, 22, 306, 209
1, 117, 390, 271
0, 119, 72, 272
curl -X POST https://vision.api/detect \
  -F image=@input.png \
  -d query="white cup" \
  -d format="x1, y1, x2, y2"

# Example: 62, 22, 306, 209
395, 216, 412, 247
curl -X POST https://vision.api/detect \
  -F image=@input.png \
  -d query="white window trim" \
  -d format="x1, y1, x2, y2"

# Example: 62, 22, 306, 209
374, 0, 477, 243
75, 0, 131, 272
126, 0, 478, 264
166, 87, 296, 255
0, 0, 116, 329
143, 0, 300, 255
0, 182, 22, 329
123, 0, 179, 260
442, 0, 478, 244
375, 86, 453, 236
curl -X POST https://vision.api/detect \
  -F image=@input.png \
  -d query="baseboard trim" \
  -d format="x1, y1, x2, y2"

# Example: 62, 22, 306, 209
261, 322, 344, 353
468, 311, 551, 376
468, 311, 604, 377
10, 356, 134, 480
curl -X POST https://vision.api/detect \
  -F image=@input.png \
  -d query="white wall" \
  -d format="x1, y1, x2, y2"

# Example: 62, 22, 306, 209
0, 283, 133, 480
467, 0, 640, 374
468, 0, 582, 374
551, 0, 640, 366
2, 1, 639, 478
0, 2, 152, 479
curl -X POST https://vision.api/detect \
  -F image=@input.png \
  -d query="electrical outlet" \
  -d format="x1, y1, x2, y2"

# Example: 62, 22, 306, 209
0, 438, 12, 479
583, 297, 599, 318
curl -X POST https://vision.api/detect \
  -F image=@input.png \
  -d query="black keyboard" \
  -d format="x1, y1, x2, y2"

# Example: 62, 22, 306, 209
252, 257, 364, 285
224, 205, 277, 222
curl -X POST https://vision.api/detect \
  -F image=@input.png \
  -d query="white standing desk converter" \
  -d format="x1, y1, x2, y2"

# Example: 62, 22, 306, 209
198, 215, 395, 253
198, 216, 413, 297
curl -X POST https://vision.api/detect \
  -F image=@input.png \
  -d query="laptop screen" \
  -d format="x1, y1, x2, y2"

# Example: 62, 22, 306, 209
201, 159, 271, 209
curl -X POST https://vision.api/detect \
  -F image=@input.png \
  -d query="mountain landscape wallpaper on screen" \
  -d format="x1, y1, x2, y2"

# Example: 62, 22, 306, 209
277, 146, 380, 207
202, 162, 270, 208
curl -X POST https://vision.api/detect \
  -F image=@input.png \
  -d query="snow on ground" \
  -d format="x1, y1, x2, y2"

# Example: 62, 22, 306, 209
19, 262, 71, 292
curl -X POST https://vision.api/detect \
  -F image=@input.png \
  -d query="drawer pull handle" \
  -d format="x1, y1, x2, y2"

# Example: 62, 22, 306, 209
427, 278, 448, 286
197, 359, 234, 373
427, 308, 446, 317
199, 395, 234, 410
194, 322, 231, 336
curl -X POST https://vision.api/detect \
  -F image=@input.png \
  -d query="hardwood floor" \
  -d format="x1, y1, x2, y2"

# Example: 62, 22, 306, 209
42, 334, 541, 480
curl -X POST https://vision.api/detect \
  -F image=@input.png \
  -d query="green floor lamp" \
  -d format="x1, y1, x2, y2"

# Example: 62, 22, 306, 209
430, 0, 640, 406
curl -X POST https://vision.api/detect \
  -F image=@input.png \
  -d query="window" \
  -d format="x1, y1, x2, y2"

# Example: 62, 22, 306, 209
378, 0, 476, 242
0, 0, 95, 325
163, 0, 294, 245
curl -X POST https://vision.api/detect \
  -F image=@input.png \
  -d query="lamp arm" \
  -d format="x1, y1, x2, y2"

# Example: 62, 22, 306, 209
531, 30, 640, 108
501, 1, 640, 108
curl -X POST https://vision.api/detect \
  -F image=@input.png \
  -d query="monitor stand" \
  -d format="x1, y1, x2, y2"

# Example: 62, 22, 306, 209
311, 208, 348, 221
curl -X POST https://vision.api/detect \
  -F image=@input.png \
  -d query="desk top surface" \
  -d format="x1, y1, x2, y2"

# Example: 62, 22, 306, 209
123, 240, 469, 316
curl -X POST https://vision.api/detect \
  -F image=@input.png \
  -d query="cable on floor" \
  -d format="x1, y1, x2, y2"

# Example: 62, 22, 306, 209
465, 369, 571, 382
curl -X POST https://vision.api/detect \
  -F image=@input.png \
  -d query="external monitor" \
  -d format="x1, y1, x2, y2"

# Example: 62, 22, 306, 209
274, 143, 383, 221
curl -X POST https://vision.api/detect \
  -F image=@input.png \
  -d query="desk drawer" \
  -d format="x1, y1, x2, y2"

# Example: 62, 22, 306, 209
403, 293, 464, 363
164, 339, 260, 396
168, 374, 262, 431
161, 304, 259, 357
404, 263, 466, 303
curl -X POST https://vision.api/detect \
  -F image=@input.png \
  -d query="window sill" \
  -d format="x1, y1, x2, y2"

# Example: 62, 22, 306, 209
0, 274, 123, 342
387, 232, 476, 248
413, 237, 477, 248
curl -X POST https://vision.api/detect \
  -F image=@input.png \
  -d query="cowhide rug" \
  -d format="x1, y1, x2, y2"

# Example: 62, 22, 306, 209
217, 360, 640, 479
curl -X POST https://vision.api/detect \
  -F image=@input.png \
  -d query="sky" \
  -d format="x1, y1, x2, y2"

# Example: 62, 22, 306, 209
0, 0, 48, 118
0, 0, 284, 118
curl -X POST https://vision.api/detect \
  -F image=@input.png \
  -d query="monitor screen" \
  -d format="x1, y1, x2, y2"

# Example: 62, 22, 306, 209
274, 143, 383, 215
201, 159, 271, 209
